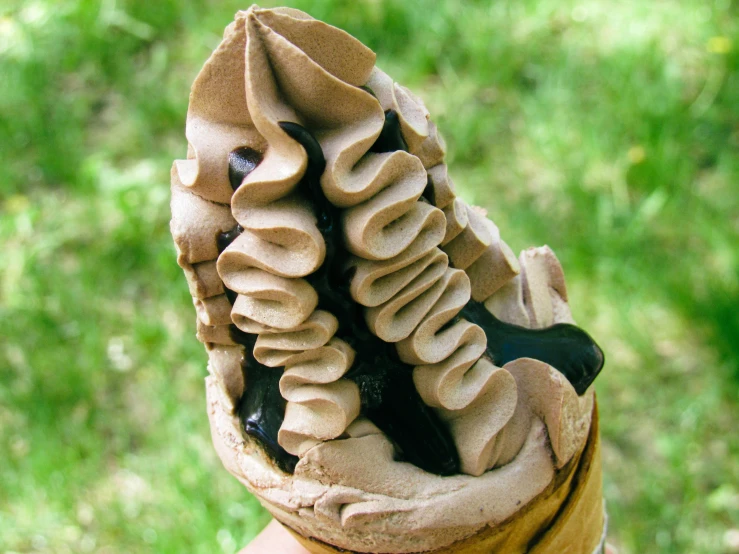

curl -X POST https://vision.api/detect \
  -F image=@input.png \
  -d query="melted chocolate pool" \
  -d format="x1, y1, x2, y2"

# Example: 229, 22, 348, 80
460, 301, 604, 395
232, 326, 299, 473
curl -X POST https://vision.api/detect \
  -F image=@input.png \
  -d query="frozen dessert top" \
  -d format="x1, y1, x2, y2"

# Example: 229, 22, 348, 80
170, 5, 604, 552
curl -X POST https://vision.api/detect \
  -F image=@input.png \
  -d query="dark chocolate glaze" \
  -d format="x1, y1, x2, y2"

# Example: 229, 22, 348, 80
221, 115, 605, 476
279, 121, 460, 476
217, 224, 243, 254
422, 175, 435, 205
369, 110, 408, 154
459, 301, 605, 395
232, 326, 299, 473
228, 147, 263, 191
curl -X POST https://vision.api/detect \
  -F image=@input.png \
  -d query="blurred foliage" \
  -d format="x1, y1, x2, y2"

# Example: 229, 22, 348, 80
0, 0, 737, 553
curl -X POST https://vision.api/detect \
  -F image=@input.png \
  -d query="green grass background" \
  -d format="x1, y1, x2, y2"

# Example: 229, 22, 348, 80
1, 0, 737, 552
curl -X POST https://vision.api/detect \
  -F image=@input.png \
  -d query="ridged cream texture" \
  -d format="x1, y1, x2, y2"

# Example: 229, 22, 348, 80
172, 6, 364, 457
171, 6, 595, 551
346, 70, 533, 476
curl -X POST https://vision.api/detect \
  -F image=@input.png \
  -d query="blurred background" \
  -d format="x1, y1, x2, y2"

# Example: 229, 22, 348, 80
0, 0, 737, 552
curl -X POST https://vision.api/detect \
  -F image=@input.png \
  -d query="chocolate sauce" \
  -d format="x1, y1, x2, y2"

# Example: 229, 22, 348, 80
279, 121, 460, 476
422, 175, 435, 205
223, 119, 604, 476
362, 112, 604, 392
217, 224, 243, 305
359, 85, 376, 97
217, 224, 243, 254
232, 326, 299, 473
228, 147, 263, 191
459, 301, 604, 395
369, 110, 407, 154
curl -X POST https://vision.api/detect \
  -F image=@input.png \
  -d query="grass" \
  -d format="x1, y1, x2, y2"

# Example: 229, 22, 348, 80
0, 0, 737, 552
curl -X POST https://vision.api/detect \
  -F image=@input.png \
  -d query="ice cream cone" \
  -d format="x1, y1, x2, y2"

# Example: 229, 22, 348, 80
283, 405, 604, 554
175, 6, 608, 554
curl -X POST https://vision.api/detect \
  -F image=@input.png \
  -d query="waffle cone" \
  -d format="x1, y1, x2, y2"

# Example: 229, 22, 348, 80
283, 405, 604, 554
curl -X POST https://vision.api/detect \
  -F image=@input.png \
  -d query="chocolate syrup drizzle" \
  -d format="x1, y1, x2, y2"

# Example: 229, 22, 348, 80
228, 147, 262, 191
459, 301, 604, 395
217, 112, 604, 476
279, 120, 460, 476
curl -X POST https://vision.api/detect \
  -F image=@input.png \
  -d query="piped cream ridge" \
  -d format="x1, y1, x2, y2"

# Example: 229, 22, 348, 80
170, 5, 596, 552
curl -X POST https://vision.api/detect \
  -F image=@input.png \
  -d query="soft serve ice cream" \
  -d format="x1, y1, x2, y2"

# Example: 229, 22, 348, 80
170, 6, 606, 553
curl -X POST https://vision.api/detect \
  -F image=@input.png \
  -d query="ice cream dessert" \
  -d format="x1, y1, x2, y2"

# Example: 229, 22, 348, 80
170, 6, 607, 553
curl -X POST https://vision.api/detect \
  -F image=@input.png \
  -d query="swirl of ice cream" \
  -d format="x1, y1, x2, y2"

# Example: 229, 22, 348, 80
230, 6, 535, 475
171, 6, 363, 463
334, 69, 526, 475
171, 6, 604, 552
